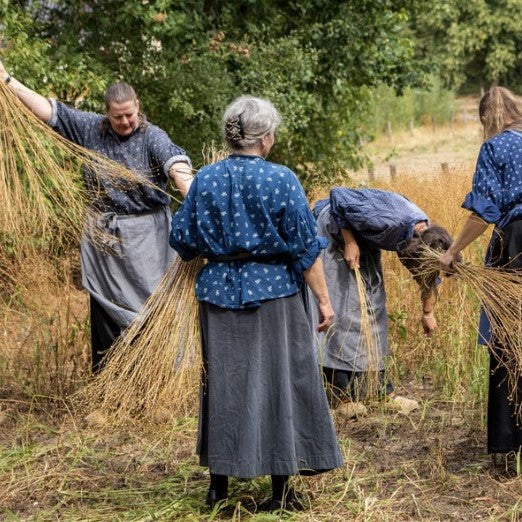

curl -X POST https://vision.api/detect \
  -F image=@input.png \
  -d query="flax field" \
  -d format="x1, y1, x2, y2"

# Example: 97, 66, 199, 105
1, 111, 522, 521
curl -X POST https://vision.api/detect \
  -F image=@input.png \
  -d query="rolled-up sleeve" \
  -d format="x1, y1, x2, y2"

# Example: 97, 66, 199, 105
462, 142, 503, 224
47, 99, 101, 146
281, 181, 327, 272
147, 126, 192, 176
169, 179, 199, 260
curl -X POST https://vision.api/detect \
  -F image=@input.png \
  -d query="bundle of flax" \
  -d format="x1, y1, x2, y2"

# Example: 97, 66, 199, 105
353, 266, 382, 399
84, 256, 204, 423
417, 248, 522, 416
0, 80, 168, 255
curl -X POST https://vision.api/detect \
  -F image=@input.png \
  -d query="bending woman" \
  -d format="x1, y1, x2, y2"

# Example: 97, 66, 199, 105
440, 86, 522, 455
169, 96, 343, 511
310, 188, 454, 408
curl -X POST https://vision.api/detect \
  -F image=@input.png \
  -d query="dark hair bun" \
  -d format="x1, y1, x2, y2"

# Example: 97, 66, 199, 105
225, 117, 243, 143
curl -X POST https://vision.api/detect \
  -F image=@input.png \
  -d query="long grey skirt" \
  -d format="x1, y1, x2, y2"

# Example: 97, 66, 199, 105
198, 293, 344, 478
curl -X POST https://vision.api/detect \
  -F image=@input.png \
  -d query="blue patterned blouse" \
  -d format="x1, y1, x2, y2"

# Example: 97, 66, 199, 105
314, 188, 428, 252
463, 130, 522, 230
169, 154, 326, 309
464, 130, 522, 345
48, 100, 191, 214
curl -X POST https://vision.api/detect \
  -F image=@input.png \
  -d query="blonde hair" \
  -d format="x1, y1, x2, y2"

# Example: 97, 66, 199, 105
479, 86, 522, 140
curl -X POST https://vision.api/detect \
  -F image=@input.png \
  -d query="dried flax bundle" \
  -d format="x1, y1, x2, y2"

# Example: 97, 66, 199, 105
84, 256, 204, 423
417, 248, 522, 417
353, 266, 382, 399
0, 80, 167, 255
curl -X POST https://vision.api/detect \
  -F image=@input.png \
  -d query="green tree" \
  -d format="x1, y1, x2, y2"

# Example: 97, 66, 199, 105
413, 0, 522, 90
1, 0, 423, 185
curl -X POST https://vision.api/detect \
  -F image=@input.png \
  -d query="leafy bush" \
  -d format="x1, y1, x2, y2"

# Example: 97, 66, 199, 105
0, 0, 424, 176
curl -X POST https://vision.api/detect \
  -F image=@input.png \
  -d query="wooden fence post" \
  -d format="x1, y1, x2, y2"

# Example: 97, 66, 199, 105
389, 164, 397, 181
386, 121, 392, 142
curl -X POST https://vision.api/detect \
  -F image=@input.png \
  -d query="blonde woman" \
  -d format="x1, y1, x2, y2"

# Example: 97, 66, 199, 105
440, 86, 522, 456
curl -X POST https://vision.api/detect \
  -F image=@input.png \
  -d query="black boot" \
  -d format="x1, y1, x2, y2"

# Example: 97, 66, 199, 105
206, 473, 228, 508
259, 475, 305, 512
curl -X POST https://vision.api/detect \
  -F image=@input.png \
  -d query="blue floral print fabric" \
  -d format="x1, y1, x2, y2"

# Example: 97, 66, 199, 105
462, 130, 522, 229
169, 154, 326, 309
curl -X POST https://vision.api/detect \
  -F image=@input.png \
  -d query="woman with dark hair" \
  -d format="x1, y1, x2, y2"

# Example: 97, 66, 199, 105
170, 95, 343, 511
0, 59, 192, 372
309, 188, 454, 411
440, 86, 522, 456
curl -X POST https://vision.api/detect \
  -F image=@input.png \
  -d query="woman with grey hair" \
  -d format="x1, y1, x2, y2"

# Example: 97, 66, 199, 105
170, 95, 343, 511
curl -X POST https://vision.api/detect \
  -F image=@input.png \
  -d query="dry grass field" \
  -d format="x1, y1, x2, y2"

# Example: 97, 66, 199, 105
2, 106, 522, 521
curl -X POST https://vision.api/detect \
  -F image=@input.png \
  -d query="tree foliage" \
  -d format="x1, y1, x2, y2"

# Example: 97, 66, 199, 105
1, 0, 422, 180
413, 0, 522, 89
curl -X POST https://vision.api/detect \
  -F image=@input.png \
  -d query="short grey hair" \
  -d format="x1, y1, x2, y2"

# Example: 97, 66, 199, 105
222, 95, 282, 150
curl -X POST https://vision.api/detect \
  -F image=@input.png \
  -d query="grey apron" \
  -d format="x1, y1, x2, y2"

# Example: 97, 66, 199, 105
198, 293, 343, 478
309, 206, 389, 372
81, 206, 178, 330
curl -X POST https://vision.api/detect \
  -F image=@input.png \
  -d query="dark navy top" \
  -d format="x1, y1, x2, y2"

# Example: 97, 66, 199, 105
48, 100, 191, 214
314, 188, 428, 251
462, 130, 522, 229
169, 154, 327, 309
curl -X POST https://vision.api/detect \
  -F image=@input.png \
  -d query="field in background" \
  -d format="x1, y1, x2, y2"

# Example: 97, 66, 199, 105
358, 96, 482, 182
2, 109, 522, 520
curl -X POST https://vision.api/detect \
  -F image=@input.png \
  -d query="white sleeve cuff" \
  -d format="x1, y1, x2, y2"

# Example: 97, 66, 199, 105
163, 154, 192, 176
47, 98, 58, 127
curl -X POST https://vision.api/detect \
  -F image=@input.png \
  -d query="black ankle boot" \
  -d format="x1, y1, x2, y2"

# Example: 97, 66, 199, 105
259, 475, 306, 512
206, 473, 228, 508
205, 488, 228, 508
259, 489, 306, 512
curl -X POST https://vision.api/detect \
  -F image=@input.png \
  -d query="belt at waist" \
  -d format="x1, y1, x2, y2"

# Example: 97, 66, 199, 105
207, 252, 291, 263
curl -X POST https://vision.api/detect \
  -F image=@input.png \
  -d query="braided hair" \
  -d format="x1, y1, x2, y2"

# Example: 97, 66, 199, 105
222, 96, 281, 150
224, 116, 244, 145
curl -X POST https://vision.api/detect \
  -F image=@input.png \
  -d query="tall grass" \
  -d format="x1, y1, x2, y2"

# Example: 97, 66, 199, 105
374, 172, 490, 419
3, 140, 520, 520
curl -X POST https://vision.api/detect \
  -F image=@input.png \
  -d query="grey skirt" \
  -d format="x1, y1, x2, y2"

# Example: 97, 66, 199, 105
309, 207, 389, 372
309, 247, 389, 372
198, 293, 343, 478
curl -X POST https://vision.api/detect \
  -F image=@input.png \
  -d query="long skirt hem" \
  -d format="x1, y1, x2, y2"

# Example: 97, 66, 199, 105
199, 453, 343, 479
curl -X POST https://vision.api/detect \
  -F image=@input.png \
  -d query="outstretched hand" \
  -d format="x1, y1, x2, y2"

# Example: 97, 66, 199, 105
439, 250, 456, 273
